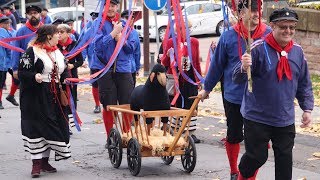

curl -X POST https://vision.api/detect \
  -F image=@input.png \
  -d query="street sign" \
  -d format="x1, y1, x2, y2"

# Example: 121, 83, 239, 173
144, 0, 167, 11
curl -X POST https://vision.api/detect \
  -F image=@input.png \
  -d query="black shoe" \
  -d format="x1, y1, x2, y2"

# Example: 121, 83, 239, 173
230, 173, 238, 180
6, 95, 19, 106
0, 101, 4, 109
191, 134, 200, 144
93, 106, 101, 113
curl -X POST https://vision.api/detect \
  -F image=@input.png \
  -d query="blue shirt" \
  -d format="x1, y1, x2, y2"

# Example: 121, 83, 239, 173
233, 40, 314, 127
12, 26, 37, 71
0, 28, 12, 71
204, 26, 271, 104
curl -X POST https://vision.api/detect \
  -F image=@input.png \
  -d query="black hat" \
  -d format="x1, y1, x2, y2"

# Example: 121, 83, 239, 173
26, 5, 42, 14
238, 0, 259, 12
0, 16, 10, 23
90, 12, 99, 17
269, 8, 299, 22
121, 10, 129, 18
110, 0, 120, 5
42, 8, 49, 12
64, 19, 74, 24
52, 17, 65, 25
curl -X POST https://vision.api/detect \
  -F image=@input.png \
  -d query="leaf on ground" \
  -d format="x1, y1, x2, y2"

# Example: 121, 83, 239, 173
203, 128, 210, 131
72, 160, 80, 164
93, 119, 103, 124
312, 152, 320, 158
218, 119, 226, 124
212, 134, 222, 137
307, 157, 320, 161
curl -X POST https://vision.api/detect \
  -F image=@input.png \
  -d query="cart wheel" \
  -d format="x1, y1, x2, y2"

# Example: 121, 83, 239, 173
161, 156, 174, 165
181, 135, 197, 173
127, 138, 141, 176
107, 128, 122, 168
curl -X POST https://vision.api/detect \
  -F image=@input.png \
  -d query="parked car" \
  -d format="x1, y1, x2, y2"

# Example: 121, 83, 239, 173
134, 1, 232, 41
47, 6, 85, 33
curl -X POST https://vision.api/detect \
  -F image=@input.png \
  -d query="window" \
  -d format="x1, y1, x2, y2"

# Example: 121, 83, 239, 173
203, 3, 214, 13
186, 4, 200, 15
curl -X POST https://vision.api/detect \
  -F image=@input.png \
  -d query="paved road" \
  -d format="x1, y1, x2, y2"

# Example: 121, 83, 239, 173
1, 35, 320, 179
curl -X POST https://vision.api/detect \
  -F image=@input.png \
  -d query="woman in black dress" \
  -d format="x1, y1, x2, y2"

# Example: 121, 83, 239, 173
18, 25, 71, 178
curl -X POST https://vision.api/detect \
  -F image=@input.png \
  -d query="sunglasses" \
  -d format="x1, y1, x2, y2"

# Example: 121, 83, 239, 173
277, 24, 296, 31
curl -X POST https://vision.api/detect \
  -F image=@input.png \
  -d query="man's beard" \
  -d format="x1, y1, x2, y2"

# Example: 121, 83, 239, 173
29, 17, 40, 26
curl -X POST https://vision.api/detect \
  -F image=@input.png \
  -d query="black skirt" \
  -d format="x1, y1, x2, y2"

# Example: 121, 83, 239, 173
20, 82, 71, 161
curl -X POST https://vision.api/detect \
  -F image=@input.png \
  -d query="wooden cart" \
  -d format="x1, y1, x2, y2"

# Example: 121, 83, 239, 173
106, 96, 201, 176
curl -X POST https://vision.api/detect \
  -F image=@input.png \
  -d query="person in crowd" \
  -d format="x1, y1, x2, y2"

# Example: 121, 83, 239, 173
52, 17, 65, 25
0, 17, 13, 109
93, 0, 136, 136
10, 5, 43, 107
233, 8, 314, 180
198, 0, 271, 179
64, 19, 80, 40
2, 6, 17, 30
121, 10, 141, 87
40, 8, 52, 24
162, 20, 202, 143
82, 15, 102, 113
18, 24, 71, 178
57, 24, 83, 109
85, 12, 99, 30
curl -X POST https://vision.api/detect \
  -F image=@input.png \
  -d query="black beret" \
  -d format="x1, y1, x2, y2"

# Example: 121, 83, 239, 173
0, 16, 10, 24
64, 19, 74, 24
121, 10, 129, 18
90, 12, 99, 17
26, 5, 42, 14
111, 0, 120, 5
42, 8, 49, 12
52, 17, 65, 25
238, 0, 259, 12
269, 8, 298, 22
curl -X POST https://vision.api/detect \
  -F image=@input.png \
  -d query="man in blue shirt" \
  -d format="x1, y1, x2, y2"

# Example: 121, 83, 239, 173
199, 1, 271, 179
93, 0, 136, 136
233, 8, 314, 180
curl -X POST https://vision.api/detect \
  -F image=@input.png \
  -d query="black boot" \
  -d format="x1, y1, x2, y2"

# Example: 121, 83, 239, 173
41, 157, 57, 173
231, 172, 239, 180
93, 106, 101, 113
191, 134, 201, 144
31, 159, 42, 178
6, 95, 19, 106
0, 101, 4, 109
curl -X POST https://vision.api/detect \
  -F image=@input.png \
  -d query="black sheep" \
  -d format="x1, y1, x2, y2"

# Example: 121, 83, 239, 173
130, 64, 170, 136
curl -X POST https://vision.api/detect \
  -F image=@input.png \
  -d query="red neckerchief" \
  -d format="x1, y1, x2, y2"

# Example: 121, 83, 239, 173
105, 13, 120, 24
58, 37, 73, 55
233, 20, 267, 61
25, 21, 43, 32
71, 29, 76, 34
5, 12, 11, 16
41, 44, 58, 52
41, 15, 46, 23
265, 33, 293, 81
0, 14, 3, 18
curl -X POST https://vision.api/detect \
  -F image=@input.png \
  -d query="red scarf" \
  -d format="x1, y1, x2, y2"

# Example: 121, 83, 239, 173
265, 33, 293, 81
5, 12, 11, 16
40, 44, 58, 52
233, 20, 267, 39
58, 37, 73, 55
25, 21, 43, 32
71, 29, 76, 34
233, 21, 267, 60
105, 13, 120, 24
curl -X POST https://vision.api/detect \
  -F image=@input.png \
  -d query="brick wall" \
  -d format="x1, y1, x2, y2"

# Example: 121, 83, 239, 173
294, 30, 320, 75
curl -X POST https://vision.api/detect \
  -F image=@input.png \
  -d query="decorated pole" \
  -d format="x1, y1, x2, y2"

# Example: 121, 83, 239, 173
246, 0, 253, 92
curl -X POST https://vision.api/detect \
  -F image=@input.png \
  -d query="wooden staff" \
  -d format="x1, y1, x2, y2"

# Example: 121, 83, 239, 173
246, 0, 253, 93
